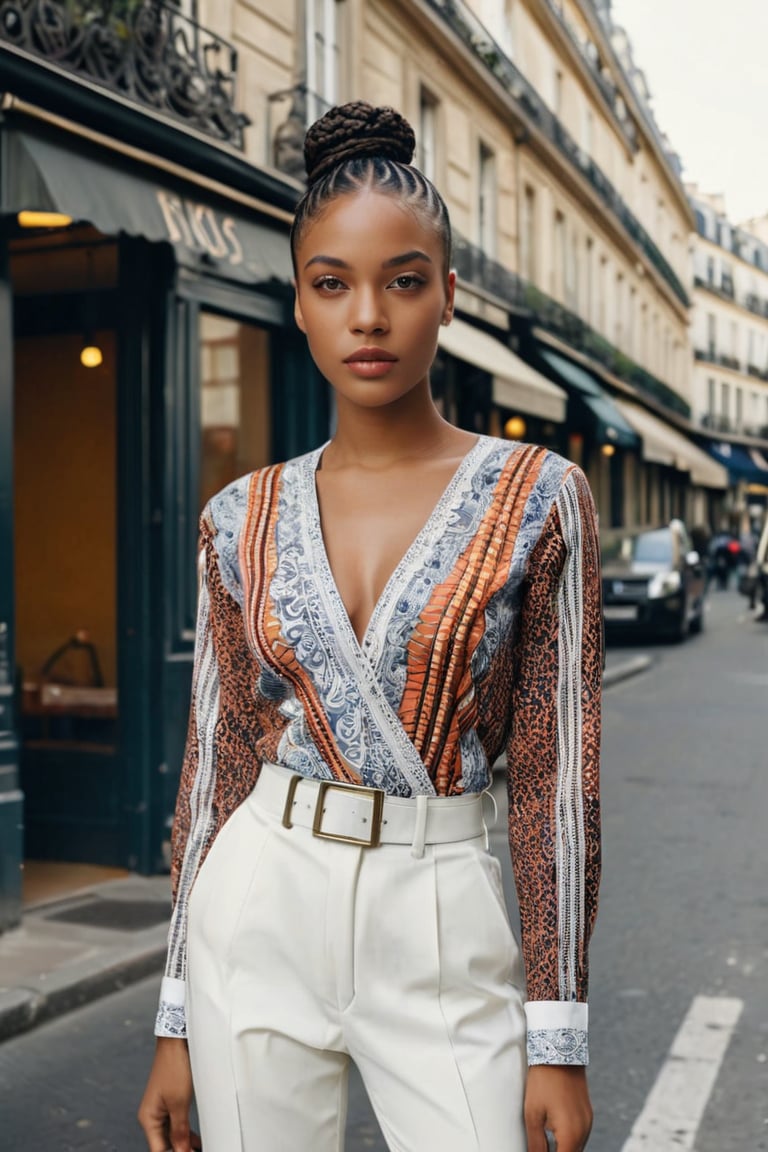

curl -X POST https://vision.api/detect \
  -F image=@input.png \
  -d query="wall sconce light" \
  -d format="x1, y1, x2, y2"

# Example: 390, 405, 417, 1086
80, 341, 103, 369
600, 443, 616, 457
80, 249, 103, 369
17, 210, 73, 229
504, 415, 527, 440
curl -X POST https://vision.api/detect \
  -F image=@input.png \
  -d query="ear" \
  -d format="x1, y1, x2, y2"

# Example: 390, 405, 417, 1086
293, 280, 307, 333
442, 270, 456, 326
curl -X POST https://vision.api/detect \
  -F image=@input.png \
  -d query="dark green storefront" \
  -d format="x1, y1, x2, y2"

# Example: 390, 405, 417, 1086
0, 104, 328, 931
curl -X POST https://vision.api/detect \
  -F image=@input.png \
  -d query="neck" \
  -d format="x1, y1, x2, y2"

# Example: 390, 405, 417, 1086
327, 379, 461, 468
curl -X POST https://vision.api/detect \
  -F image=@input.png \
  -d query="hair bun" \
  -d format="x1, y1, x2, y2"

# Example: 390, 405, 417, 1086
304, 101, 416, 186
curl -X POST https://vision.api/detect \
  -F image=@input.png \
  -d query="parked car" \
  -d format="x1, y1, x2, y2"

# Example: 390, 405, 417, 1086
601, 520, 706, 641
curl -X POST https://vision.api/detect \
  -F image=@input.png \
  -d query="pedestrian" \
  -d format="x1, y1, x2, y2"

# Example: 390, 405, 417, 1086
138, 101, 602, 1152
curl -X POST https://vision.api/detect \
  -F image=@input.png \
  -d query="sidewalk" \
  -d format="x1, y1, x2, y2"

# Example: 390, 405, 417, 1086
0, 649, 652, 1044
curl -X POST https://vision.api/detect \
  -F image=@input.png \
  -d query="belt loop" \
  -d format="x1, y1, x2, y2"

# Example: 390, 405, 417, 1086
481, 786, 498, 851
410, 794, 429, 859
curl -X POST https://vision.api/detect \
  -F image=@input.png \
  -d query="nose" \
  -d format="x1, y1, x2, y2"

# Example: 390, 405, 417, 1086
349, 285, 388, 336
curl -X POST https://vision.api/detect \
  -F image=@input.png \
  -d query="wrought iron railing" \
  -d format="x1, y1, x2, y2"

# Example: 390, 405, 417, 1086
0, 0, 249, 148
452, 232, 690, 417
423, 0, 690, 308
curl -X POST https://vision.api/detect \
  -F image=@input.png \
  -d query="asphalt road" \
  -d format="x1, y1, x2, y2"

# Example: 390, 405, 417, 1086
0, 589, 766, 1152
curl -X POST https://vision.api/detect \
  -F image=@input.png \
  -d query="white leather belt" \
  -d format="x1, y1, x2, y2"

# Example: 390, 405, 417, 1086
254, 761, 489, 850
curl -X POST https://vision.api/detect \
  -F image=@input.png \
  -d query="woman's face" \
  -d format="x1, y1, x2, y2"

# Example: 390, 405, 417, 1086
293, 189, 455, 410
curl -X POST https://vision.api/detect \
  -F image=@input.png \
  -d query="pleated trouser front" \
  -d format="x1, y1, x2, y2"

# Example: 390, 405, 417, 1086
186, 786, 527, 1152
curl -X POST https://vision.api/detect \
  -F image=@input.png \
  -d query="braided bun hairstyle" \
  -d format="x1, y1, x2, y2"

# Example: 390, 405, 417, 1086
290, 101, 452, 272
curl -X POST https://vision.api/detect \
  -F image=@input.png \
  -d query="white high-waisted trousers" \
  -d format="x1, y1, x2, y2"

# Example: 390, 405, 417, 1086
186, 778, 527, 1152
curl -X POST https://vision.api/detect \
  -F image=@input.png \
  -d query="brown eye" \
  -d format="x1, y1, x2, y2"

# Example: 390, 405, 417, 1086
316, 276, 346, 291
389, 274, 424, 290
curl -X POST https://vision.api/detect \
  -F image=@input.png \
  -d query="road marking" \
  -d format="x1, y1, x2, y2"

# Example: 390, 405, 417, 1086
620, 995, 743, 1152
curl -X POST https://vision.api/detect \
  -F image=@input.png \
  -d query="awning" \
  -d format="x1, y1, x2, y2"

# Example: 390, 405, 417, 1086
4, 129, 293, 285
439, 318, 566, 422
536, 348, 639, 449
614, 399, 728, 489
706, 441, 768, 486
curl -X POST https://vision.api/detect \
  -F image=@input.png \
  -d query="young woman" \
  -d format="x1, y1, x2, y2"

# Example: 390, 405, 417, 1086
139, 101, 602, 1152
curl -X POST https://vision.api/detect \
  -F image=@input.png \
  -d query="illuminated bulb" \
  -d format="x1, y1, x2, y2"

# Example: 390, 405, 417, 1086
80, 344, 103, 368
18, 210, 73, 229
600, 443, 616, 457
504, 415, 527, 440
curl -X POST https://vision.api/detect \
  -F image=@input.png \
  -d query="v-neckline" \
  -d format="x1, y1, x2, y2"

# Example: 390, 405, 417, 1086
308, 436, 486, 654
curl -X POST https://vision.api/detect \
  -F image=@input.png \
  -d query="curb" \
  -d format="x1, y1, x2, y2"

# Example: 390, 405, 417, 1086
0, 936, 168, 1044
0, 942, 168, 1043
603, 654, 653, 688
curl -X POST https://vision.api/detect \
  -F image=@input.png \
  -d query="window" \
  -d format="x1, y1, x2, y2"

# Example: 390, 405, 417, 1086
477, 141, 497, 256
306, 0, 343, 121
554, 70, 563, 117
628, 286, 636, 355
583, 108, 595, 156
418, 88, 438, 181
706, 256, 715, 285
554, 211, 566, 300
200, 313, 271, 510
721, 382, 730, 422
707, 313, 716, 358
521, 185, 536, 281
598, 255, 608, 332
735, 387, 743, 429
731, 320, 738, 359
478, 0, 514, 54
615, 272, 624, 346
707, 377, 716, 420
568, 229, 579, 310
585, 237, 594, 323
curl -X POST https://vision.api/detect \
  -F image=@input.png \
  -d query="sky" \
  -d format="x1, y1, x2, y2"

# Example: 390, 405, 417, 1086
609, 0, 768, 224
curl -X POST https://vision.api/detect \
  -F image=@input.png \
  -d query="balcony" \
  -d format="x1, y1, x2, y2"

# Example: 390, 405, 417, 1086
423, 0, 689, 308
452, 232, 690, 418
0, 0, 249, 148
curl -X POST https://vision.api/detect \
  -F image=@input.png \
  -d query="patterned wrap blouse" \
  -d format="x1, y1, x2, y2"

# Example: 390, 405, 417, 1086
155, 435, 603, 1066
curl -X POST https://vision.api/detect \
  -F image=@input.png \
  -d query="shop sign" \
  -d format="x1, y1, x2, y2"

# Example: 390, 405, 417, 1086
156, 190, 244, 267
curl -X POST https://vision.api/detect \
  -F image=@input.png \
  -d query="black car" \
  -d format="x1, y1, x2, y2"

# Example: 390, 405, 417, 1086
601, 520, 706, 641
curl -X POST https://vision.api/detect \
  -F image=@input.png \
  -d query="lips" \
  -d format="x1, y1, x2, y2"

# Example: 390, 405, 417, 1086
344, 347, 397, 363
343, 347, 399, 379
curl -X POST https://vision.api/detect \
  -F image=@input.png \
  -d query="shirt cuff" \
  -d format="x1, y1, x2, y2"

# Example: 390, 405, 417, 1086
154, 976, 187, 1039
525, 1000, 589, 1066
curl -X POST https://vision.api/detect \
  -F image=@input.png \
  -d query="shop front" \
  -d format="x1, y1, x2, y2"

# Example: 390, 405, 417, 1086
0, 110, 325, 930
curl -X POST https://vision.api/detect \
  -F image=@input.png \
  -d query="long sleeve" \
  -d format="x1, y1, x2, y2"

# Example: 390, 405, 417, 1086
506, 466, 602, 1066
155, 504, 264, 1038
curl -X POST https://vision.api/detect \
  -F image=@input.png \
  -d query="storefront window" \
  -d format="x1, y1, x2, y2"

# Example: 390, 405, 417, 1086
199, 311, 272, 509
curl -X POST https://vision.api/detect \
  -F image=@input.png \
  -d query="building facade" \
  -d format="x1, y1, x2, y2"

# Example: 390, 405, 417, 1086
688, 187, 768, 526
0, 0, 738, 924
255, 0, 726, 530
0, 0, 328, 928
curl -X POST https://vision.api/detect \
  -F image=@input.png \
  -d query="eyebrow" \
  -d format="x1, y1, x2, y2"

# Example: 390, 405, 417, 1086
303, 250, 433, 271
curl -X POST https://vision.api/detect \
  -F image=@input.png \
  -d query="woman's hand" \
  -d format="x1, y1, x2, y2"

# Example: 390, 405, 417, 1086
524, 1065, 593, 1151
137, 1037, 202, 1152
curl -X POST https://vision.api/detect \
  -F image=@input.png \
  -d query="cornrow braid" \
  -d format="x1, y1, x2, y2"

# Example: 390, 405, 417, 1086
290, 101, 452, 274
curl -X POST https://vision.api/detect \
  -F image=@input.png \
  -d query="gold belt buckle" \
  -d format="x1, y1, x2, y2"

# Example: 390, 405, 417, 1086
312, 780, 385, 848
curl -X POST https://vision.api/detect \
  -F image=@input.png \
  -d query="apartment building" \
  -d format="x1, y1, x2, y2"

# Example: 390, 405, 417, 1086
248, 0, 725, 529
688, 187, 768, 516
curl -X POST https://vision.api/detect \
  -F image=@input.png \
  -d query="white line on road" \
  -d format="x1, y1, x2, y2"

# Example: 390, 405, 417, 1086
620, 994, 743, 1152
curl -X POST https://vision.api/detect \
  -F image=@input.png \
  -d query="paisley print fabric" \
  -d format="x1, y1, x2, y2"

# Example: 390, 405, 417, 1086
156, 436, 602, 1066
